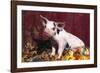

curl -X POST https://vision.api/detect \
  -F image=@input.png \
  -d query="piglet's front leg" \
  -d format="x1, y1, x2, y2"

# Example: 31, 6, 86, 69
57, 43, 65, 59
50, 47, 56, 57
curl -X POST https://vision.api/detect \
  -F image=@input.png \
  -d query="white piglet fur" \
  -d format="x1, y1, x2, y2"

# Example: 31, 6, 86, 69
40, 15, 85, 59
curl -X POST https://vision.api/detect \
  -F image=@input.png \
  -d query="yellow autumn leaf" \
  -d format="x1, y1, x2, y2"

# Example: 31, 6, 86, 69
80, 55, 89, 60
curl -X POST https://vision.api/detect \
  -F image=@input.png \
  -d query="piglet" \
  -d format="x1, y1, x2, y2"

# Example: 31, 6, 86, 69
40, 15, 85, 59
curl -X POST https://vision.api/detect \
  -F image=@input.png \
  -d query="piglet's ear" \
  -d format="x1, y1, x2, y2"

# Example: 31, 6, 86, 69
57, 22, 65, 30
40, 15, 48, 26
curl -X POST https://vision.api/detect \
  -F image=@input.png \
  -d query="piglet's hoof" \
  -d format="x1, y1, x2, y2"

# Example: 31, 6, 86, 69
56, 57, 62, 60
50, 54, 55, 58
50, 52, 55, 57
56, 56, 62, 60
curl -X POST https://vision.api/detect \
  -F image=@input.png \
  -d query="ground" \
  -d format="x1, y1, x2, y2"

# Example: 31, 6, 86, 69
22, 41, 90, 62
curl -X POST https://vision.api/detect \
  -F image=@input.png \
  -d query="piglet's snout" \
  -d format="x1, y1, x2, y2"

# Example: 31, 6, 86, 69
42, 32, 50, 38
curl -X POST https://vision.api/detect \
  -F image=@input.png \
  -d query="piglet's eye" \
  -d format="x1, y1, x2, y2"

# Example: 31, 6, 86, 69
52, 27, 55, 30
44, 25, 46, 28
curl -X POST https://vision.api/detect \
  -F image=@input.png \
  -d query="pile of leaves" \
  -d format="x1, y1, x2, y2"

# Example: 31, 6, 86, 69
22, 42, 90, 62
62, 47, 90, 60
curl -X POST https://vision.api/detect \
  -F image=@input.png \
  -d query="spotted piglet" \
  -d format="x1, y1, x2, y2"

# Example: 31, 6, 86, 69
40, 15, 85, 59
